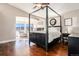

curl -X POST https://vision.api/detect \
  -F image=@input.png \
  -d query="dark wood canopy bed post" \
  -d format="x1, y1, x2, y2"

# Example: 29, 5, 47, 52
28, 4, 63, 51
46, 6, 48, 51
59, 14, 62, 42
48, 6, 63, 42
29, 13, 31, 47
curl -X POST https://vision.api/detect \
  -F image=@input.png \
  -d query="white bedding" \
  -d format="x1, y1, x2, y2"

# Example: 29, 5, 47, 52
48, 31, 60, 43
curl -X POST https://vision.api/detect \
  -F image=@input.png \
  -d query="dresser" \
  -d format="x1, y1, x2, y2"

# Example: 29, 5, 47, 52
68, 37, 79, 56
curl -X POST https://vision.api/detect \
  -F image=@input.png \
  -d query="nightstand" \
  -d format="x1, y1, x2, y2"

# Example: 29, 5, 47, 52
62, 33, 70, 44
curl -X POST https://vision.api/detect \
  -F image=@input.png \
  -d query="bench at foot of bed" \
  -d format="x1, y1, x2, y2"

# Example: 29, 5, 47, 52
68, 37, 79, 56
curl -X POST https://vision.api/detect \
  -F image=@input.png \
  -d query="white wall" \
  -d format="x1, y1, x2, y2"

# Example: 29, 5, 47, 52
0, 4, 28, 42
2, 3, 79, 42
62, 9, 79, 33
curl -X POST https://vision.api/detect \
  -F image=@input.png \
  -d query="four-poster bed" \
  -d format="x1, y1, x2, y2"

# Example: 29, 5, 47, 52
29, 4, 63, 51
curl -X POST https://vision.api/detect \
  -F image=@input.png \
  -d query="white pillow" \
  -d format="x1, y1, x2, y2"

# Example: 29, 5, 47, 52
48, 27, 58, 32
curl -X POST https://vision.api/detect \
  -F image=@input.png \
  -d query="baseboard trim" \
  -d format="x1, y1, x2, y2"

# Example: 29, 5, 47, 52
0, 39, 16, 44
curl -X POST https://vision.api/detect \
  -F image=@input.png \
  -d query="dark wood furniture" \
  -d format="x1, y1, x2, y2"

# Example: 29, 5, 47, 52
29, 32, 60, 50
62, 33, 70, 43
68, 37, 79, 56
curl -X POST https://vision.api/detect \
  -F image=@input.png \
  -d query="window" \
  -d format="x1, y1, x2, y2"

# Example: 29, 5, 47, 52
16, 16, 33, 37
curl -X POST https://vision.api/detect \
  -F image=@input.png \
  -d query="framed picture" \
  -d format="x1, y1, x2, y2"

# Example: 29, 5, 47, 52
64, 18, 72, 26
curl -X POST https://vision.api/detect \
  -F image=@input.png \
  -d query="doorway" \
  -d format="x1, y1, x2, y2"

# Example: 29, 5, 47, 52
16, 16, 30, 40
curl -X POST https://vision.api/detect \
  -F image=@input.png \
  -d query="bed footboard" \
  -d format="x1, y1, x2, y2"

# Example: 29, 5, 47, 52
29, 33, 46, 48
29, 33, 60, 49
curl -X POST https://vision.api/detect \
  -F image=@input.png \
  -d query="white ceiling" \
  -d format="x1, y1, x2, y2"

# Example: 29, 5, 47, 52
9, 3, 79, 18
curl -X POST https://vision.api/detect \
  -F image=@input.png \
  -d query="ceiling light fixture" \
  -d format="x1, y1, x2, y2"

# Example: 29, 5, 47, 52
33, 3, 49, 9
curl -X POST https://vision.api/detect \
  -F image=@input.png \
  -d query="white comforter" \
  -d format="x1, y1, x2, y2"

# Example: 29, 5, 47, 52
48, 31, 60, 43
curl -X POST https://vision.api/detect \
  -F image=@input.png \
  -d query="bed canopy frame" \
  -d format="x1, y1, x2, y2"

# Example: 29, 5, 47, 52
29, 4, 63, 51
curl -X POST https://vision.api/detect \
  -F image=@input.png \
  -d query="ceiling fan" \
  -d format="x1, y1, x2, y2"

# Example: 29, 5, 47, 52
33, 3, 49, 9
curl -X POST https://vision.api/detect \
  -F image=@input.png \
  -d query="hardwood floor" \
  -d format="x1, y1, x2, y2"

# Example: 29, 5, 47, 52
0, 39, 68, 56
